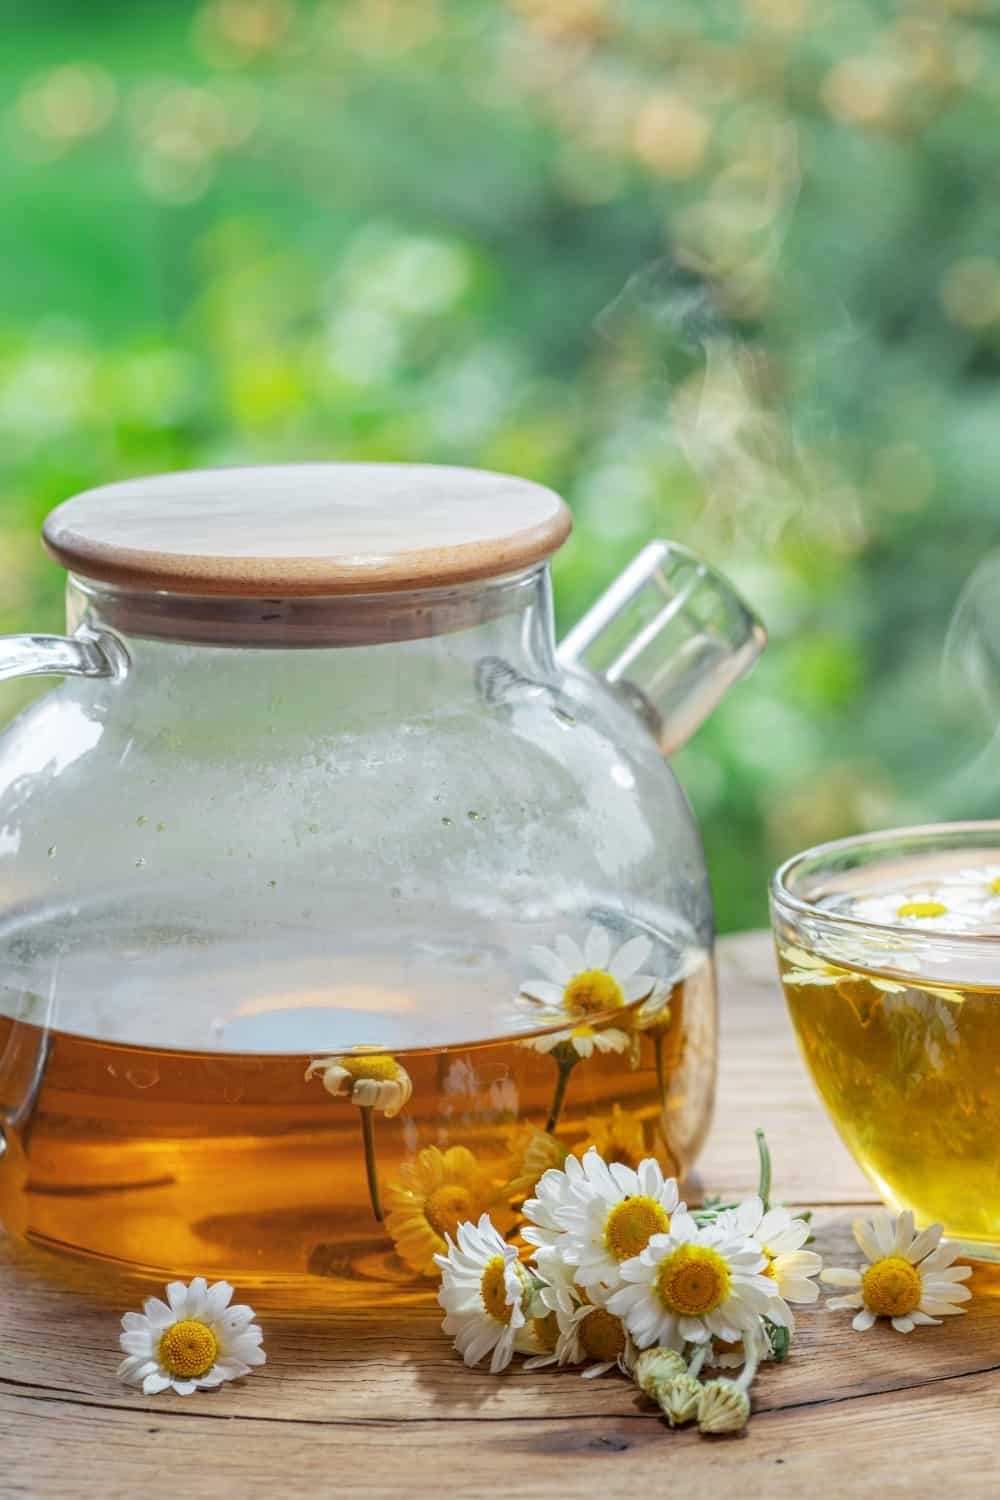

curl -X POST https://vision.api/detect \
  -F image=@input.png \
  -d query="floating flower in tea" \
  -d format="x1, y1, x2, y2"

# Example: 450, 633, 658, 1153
386, 1145, 507, 1276
518, 926, 657, 1128
305, 1047, 413, 1223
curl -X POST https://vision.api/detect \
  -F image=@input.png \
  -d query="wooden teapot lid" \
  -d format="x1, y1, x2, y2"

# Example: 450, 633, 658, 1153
43, 464, 572, 598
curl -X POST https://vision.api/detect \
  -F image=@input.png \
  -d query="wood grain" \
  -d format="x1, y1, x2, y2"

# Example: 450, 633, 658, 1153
42, 464, 573, 597
2, 932, 996, 1500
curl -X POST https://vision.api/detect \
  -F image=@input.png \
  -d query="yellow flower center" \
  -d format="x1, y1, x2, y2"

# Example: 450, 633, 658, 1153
158, 1319, 219, 1379
425, 1183, 478, 1238
342, 1053, 399, 1083
579, 1308, 626, 1363
480, 1255, 515, 1323
991, 877, 1000, 895
895, 901, 948, 920
533, 1311, 559, 1351
861, 1255, 922, 1317
604, 1195, 671, 1262
655, 1244, 731, 1317
562, 969, 625, 1018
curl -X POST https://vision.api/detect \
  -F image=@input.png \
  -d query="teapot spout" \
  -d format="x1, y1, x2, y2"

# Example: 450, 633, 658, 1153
556, 541, 765, 754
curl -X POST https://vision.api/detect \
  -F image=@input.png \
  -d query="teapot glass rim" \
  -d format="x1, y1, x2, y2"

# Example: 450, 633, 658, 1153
66, 565, 552, 649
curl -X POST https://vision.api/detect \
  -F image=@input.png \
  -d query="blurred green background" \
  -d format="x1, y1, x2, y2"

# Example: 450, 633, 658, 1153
3, 0, 1000, 930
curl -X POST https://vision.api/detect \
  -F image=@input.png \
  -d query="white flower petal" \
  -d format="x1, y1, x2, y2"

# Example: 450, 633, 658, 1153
204, 1281, 234, 1320
821, 1267, 862, 1288
555, 934, 585, 975
519, 980, 564, 1007
165, 1282, 189, 1316
852, 1308, 877, 1331
905, 1224, 943, 1263
852, 1219, 883, 1263
583, 926, 612, 970
142, 1297, 174, 1328
529, 944, 572, 985
119, 1330, 156, 1358
609, 935, 653, 980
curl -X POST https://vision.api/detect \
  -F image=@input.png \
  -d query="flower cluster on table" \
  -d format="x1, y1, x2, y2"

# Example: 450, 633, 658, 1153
431, 1132, 973, 1437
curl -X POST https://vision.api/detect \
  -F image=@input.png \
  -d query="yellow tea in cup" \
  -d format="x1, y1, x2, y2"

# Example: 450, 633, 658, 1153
771, 824, 1000, 1260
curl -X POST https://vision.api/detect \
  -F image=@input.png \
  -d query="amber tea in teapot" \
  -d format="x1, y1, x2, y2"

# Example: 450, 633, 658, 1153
0, 465, 763, 1300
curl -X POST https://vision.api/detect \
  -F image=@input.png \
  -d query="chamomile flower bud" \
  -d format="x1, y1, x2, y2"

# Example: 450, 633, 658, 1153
697, 1377, 751, 1435
634, 1346, 686, 1398
656, 1373, 702, 1427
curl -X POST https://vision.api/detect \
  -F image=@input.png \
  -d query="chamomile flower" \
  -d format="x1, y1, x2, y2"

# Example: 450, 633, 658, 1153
306, 1047, 414, 1223
117, 1278, 265, 1396
718, 1197, 823, 1326
518, 927, 656, 1032
942, 864, 1000, 903
850, 888, 983, 933
503, 1123, 567, 1203
523, 1022, 632, 1061
531, 1149, 685, 1292
606, 1215, 780, 1351
386, 1145, 503, 1276
822, 1209, 972, 1333
435, 1214, 534, 1373
521, 1152, 589, 1253
573, 1103, 647, 1171
305, 1048, 412, 1117
778, 944, 907, 994
526, 1279, 636, 1378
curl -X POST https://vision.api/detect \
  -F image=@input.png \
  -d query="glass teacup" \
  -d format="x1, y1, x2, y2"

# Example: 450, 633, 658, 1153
771, 822, 1000, 1261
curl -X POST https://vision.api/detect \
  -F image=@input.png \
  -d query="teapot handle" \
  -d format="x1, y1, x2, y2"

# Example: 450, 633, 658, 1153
557, 541, 765, 754
0, 628, 126, 685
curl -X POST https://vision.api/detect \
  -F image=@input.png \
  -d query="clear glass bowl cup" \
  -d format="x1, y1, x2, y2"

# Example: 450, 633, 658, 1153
771, 821, 1000, 1262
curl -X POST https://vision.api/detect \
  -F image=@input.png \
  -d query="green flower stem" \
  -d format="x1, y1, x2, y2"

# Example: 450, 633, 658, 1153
755, 1126, 771, 1211
545, 1049, 579, 1134
360, 1105, 384, 1223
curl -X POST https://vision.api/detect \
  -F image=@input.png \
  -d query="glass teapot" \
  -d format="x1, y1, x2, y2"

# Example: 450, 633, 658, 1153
0, 464, 762, 1299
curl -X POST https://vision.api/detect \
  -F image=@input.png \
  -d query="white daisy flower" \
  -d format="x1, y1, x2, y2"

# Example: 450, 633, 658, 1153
518, 926, 656, 1035
718, 1196, 823, 1329
522, 1155, 588, 1253
850, 888, 983, 933
526, 1261, 636, 1378
530, 1245, 580, 1314
435, 1213, 534, 1373
524, 1148, 685, 1292
117, 1278, 265, 1396
606, 1214, 780, 1351
822, 1209, 972, 1333
305, 1048, 412, 1118
523, 1022, 632, 1061
777, 944, 907, 994
941, 864, 1000, 904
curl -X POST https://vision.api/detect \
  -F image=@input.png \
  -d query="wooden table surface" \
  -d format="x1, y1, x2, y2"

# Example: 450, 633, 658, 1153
3, 932, 998, 1498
